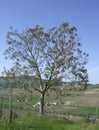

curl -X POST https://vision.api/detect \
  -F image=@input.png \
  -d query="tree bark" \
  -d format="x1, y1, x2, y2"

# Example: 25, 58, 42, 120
40, 92, 45, 115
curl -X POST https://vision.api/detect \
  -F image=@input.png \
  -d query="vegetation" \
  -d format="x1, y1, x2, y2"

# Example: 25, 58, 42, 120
0, 85, 99, 129
4, 22, 88, 115
0, 115, 99, 130
0, 22, 93, 129
62, 107, 99, 117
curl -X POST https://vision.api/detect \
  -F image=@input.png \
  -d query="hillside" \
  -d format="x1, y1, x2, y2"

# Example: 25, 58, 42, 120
0, 76, 39, 88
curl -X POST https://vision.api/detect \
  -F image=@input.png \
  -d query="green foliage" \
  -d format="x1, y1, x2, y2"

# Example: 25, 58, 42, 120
0, 115, 99, 130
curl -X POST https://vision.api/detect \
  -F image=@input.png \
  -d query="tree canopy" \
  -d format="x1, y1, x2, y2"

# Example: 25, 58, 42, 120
4, 22, 89, 114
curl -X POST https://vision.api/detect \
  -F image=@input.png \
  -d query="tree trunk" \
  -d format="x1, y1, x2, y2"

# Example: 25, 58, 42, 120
40, 92, 45, 115
9, 88, 13, 124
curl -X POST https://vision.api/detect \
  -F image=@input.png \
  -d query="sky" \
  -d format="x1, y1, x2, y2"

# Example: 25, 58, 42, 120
0, 0, 99, 84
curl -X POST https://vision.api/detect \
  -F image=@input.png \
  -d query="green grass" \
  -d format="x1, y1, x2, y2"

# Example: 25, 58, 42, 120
62, 107, 99, 117
0, 115, 99, 130
0, 87, 99, 129
0, 93, 40, 110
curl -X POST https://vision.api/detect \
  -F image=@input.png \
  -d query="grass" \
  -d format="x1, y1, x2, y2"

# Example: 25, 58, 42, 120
0, 87, 99, 130
0, 87, 99, 129
62, 107, 99, 117
0, 115, 99, 130
0, 90, 40, 110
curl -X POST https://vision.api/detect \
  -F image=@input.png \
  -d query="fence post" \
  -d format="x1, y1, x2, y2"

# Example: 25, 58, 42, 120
9, 87, 13, 124
0, 97, 3, 117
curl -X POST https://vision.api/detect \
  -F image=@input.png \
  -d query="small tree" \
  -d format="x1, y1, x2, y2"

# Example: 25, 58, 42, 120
2, 68, 16, 124
4, 23, 88, 115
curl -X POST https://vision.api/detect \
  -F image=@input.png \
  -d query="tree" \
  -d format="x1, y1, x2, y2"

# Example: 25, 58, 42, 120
4, 23, 88, 115
2, 68, 16, 124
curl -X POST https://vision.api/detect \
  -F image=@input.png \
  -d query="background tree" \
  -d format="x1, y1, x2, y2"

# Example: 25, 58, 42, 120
4, 23, 88, 115
2, 68, 16, 124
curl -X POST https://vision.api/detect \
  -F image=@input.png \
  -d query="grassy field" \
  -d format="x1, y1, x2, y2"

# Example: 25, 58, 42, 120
0, 115, 99, 130
0, 86, 99, 129
0, 87, 99, 115
61, 107, 99, 117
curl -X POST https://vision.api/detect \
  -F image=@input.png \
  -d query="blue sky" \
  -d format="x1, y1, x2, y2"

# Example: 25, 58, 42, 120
0, 0, 99, 84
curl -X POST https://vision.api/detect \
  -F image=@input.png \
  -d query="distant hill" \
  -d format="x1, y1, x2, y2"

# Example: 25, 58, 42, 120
0, 76, 62, 89
0, 76, 38, 88
0, 76, 97, 89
